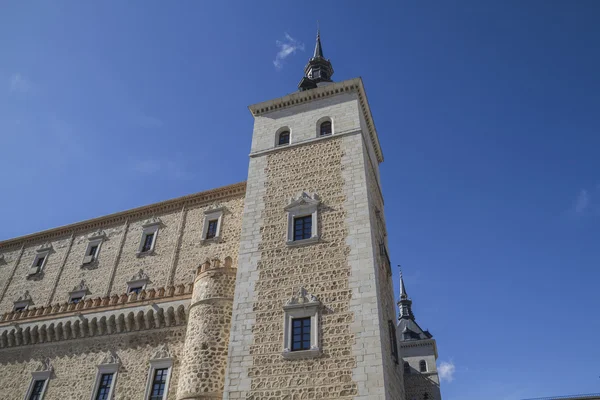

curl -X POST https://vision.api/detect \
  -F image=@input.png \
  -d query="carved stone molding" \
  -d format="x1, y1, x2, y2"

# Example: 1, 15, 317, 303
88, 230, 106, 241
141, 217, 161, 228
17, 290, 32, 303
150, 343, 173, 360
284, 192, 320, 211
99, 351, 120, 366
36, 243, 53, 253
35, 358, 53, 373
285, 287, 319, 308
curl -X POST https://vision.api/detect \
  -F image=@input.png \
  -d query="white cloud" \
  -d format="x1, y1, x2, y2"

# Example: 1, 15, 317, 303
438, 361, 456, 382
8, 73, 32, 94
273, 33, 304, 70
573, 189, 590, 214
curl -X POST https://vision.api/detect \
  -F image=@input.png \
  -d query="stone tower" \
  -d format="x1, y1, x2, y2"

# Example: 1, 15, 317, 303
176, 257, 237, 400
398, 272, 442, 400
223, 31, 405, 399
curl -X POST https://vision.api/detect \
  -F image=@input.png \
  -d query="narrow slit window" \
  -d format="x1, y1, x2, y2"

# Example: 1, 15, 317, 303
28, 380, 46, 400
88, 245, 99, 257
293, 216, 312, 241
278, 131, 290, 146
35, 256, 45, 268
95, 373, 114, 400
320, 121, 332, 136
419, 360, 427, 372
148, 368, 168, 400
206, 220, 218, 239
142, 233, 155, 253
404, 362, 410, 374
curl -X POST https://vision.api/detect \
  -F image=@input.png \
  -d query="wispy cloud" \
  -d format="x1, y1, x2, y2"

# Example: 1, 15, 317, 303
569, 185, 600, 217
8, 73, 33, 94
438, 361, 456, 382
273, 33, 304, 70
573, 188, 590, 214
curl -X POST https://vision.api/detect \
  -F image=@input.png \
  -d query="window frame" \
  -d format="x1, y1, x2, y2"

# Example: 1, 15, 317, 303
274, 126, 292, 147
282, 289, 320, 359
90, 361, 119, 400
316, 117, 333, 137
24, 369, 51, 400
127, 269, 150, 294
29, 247, 51, 277
419, 359, 428, 373
137, 219, 161, 257
143, 358, 173, 400
285, 193, 320, 247
201, 207, 224, 242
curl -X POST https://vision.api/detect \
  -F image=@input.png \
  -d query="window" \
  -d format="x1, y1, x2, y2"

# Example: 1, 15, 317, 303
137, 218, 161, 256
69, 296, 83, 304
201, 207, 224, 242
143, 346, 173, 400
148, 368, 168, 400
128, 286, 143, 295
319, 120, 332, 136
142, 233, 154, 252
14, 305, 26, 312
388, 320, 399, 364
278, 130, 290, 146
291, 317, 311, 351
83, 230, 106, 265
206, 220, 218, 239
312, 68, 321, 79
36, 257, 45, 267
94, 373, 114, 400
423, 394, 430, 400
285, 192, 320, 246
127, 269, 149, 295
419, 360, 427, 372
25, 361, 52, 400
404, 362, 410, 374
13, 291, 33, 312
282, 287, 320, 359
28, 380, 46, 400
293, 216, 312, 241
29, 252, 48, 276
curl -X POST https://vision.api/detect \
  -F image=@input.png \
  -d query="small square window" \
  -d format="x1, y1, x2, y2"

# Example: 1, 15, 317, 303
282, 288, 320, 359
69, 296, 83, 304
14, 305, 26, 312
142, 233, 155, 253
293, 216, 312, 241
206, 220, 218, 240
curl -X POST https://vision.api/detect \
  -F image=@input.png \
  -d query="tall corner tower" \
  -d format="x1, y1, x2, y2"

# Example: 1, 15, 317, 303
223, 30, 405, 400
398, 273, 442, 400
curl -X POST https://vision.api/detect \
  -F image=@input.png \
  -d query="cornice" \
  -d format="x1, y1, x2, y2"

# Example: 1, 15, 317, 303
0, 181, 246, 250
248, 77, 383, 163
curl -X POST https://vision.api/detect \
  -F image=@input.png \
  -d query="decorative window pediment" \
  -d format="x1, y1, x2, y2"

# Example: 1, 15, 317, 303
282, 287, 321, 360
127, 269, 150, 293
69, 280, 90, 303
285, 192, 320, 246
83, 231, 106, 266
142, 217, 162, 228
37, 243, 53, 253
88, 229, 107, 240
14, 290, 33, 311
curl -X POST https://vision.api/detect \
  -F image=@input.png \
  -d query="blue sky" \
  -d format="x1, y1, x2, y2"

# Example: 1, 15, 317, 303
1, 2, 599, 399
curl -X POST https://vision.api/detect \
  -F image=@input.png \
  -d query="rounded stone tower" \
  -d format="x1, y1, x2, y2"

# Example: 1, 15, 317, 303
176, 257, 237, 400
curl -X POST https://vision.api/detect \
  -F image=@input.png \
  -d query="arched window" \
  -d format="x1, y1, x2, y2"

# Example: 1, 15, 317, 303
403, 362, 410, 374
319, 120, 332, 136
423, 393, 430, 400
419, 360, 427, 372
278, 130, 290, 146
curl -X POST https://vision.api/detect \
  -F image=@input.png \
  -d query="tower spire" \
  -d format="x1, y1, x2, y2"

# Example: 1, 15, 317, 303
399, 267, 408, 300
397, 266, 414, 320
298, 27, 334, 91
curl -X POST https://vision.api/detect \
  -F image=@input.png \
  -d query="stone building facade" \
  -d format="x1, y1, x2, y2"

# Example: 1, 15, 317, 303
0, 32, 442, 400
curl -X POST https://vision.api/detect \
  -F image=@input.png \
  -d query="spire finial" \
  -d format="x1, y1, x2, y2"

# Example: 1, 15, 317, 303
298, 24, 334, 91
313, 25, 324, 59
399, 265, 408, 300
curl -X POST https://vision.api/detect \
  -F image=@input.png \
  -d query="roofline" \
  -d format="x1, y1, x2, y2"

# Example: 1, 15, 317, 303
0, 181, 247, 249
247, 77, 384, 163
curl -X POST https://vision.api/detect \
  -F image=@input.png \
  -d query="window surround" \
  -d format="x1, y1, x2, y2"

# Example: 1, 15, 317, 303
127, 269, 150, 294
68, 280, 90, 304
14, 290, 33, 312
28, 243, 52, 277
275, 126, 291, 147
83, 230, 106, 266
284, 192, 320, 247
201, 206, 224, 243
90, 353, 120, 400
316, 116, 334, 137
143, 345, 174, 400
24, 359, 53, 400
282, 287, 320, 360
419, 359, 428, 373
137, 218, 161, 257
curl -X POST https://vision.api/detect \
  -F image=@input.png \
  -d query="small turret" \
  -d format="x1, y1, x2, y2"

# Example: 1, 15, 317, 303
298, 29, 335, 91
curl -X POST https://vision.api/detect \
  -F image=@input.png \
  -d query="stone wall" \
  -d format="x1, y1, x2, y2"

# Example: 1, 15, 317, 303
0, 327, 186, 400
0, 184, 245, 315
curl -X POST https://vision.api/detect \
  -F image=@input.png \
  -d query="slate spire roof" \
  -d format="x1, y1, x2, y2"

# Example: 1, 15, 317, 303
298, 28, 335, 91
397, 270, 433, 341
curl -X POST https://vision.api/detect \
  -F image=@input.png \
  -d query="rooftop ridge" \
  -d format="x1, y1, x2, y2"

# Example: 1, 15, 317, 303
0, 181, 246, 249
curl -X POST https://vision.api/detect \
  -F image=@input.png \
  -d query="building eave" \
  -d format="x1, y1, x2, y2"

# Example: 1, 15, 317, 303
0, 181, 247, 250
248, 77, 384, 163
